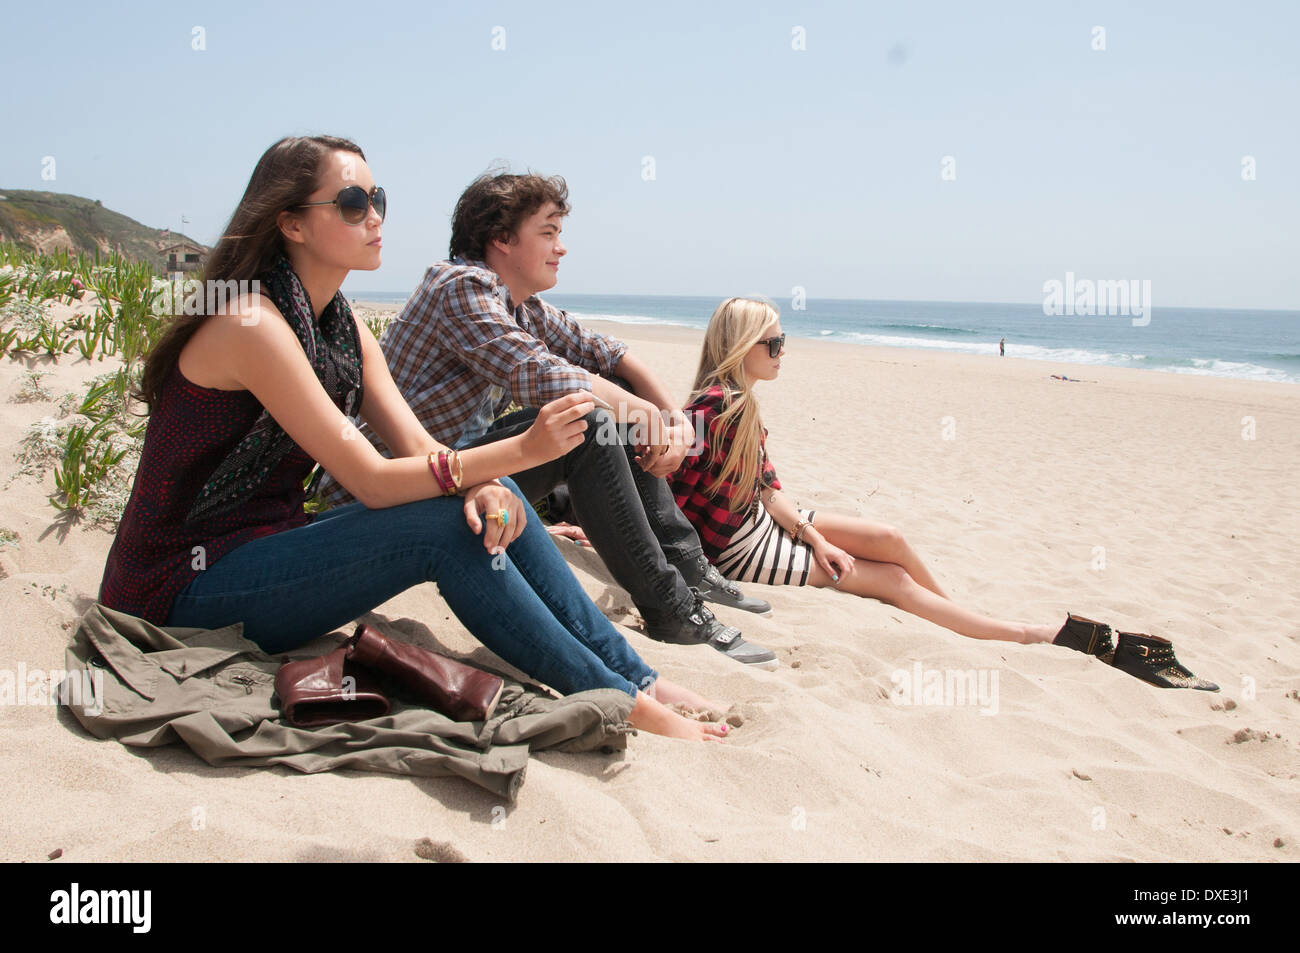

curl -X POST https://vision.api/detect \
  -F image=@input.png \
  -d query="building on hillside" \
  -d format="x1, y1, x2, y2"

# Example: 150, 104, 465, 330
161, 241, 205, 276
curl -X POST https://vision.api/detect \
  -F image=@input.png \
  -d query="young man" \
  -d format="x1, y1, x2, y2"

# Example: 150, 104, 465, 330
316, 172, 776, 667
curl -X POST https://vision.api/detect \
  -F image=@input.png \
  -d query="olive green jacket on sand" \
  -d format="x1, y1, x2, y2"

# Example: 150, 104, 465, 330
62, 604, 637, 802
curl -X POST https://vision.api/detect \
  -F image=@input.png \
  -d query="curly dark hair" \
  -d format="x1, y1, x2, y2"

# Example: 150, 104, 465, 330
449, 170, 570, 261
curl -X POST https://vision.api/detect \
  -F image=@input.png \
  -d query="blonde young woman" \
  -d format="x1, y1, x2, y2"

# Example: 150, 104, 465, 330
667, 297, 1218, 691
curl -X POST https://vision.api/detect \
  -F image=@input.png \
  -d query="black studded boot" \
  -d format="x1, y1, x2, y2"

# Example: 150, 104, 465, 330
1111, 631, 1219, 691
1051, 612, 1116, 664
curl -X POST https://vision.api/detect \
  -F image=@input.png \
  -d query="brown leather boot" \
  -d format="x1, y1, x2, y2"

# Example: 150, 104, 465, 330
1111, 631, 1219, 691
1051, 612, 1116, 664
346, 624, 505, 722
274, 646, 391, 727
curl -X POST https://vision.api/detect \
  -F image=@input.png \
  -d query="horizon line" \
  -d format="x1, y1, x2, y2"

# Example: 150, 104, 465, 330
343, 289, 1300, 315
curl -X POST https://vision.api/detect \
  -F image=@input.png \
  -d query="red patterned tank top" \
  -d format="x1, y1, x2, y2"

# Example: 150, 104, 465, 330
98, 362, 317, 624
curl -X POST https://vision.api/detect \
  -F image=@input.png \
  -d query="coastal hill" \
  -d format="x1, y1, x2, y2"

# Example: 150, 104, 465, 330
0, 189, 207, 269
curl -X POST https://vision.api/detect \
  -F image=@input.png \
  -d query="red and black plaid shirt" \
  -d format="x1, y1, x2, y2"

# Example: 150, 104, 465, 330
670, 385, 781, 562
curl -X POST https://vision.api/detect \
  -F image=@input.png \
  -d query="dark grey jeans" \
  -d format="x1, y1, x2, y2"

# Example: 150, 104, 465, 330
462, 385, 703, 625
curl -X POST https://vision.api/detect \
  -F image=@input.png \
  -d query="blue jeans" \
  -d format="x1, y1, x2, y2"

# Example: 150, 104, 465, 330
165, 478, 657, 698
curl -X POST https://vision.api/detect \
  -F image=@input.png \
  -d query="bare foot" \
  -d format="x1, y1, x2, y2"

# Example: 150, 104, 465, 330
629, 691, 729, 741
649, 677, 730, 714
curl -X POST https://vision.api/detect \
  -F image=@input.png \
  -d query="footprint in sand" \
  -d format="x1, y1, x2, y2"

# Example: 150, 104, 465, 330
414, 837, 468, 862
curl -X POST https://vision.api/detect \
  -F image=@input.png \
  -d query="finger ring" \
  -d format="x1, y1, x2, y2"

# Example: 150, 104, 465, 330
486, 508, 509, 526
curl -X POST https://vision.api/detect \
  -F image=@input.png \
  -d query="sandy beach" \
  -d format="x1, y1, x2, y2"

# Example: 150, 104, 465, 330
1, 303, 1296, 863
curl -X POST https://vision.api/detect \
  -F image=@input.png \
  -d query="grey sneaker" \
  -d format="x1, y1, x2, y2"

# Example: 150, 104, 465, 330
644, 591, 778, 669
681, 555, 774, 617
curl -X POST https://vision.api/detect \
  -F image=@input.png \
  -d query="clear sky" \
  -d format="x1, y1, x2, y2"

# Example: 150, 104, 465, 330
4, 0, 1297, 308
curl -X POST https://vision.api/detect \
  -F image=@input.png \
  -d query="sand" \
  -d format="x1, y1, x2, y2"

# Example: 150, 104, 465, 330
1, 302, 1296, 863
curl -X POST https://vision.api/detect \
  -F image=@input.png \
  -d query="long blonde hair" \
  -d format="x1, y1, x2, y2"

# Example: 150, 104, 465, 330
690, 297, 780, 512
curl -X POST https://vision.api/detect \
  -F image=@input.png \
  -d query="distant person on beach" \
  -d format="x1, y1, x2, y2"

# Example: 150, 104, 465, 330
999, 337, 1005, 356
667, 296, 1218, 691
97, 135, 730, 741
314, 170, 777, 668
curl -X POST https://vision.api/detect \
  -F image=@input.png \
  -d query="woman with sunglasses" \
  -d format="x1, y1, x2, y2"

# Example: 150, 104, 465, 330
98, 135, 733, 739
667, 297, 1218, 689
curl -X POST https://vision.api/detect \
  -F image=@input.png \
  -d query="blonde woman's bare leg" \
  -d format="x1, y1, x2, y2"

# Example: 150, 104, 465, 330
811, 512, 950, 599
807, 559, 1058, 645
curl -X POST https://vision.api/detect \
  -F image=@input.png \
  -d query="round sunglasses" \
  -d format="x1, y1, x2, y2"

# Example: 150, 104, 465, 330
756, 333, 786, 358
294, 185, 386, 225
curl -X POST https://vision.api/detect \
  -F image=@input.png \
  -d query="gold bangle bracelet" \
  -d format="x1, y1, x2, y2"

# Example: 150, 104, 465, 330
450, 449, 464, 491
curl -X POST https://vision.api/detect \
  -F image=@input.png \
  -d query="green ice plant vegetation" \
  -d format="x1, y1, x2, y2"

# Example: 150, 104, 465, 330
3, 242, 357, 525
1, 241, 161, 522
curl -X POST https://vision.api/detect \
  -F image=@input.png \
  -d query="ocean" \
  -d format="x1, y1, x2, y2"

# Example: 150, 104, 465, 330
350, 292, 1300, 385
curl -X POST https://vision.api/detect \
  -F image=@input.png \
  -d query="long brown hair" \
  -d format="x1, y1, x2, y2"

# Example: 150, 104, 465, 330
135, 135, 366, 411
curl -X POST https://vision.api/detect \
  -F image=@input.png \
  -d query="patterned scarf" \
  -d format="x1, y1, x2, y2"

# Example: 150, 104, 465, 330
185, 254, 364, 523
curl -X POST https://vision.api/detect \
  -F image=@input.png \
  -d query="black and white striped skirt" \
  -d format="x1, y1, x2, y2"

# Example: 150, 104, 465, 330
714, 503, 817, 587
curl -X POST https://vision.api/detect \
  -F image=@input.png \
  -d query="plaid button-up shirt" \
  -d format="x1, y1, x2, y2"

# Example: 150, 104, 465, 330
670, 385, 782, 561
317, 258, 627, 507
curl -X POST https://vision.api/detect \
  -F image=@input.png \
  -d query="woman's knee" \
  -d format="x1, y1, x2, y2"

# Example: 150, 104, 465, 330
876, 524, 906, 557
367, 496, 494, 574
886, 564, 923, 605
863, 562, 916, 606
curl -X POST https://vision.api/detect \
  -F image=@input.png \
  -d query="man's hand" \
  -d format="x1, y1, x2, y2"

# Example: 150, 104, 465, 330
634, 410, 694, 478
520, 392, 595, 465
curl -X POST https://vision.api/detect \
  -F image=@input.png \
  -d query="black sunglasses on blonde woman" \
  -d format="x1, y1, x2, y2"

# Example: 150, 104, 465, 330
757, 334, 785, 358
